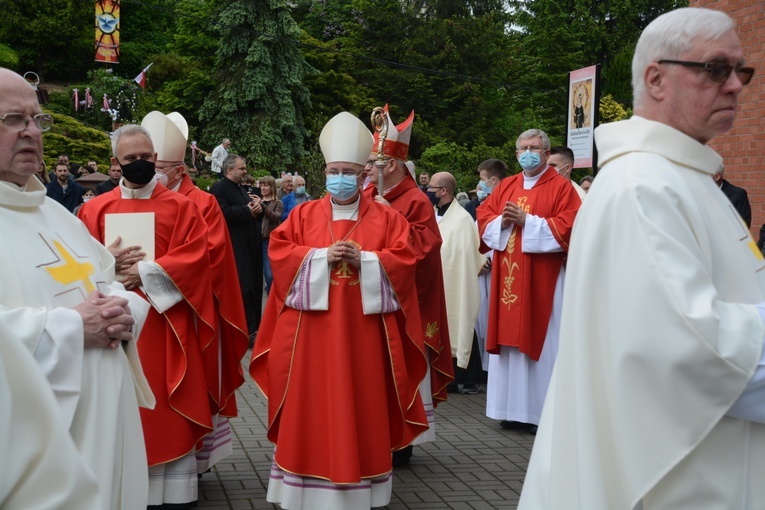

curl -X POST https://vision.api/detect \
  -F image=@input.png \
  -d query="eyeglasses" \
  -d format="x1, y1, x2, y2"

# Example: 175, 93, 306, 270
0, 112, 54, 132
657, 60, 755, 86
427, 186, 444, 190
516, 146, 546, 153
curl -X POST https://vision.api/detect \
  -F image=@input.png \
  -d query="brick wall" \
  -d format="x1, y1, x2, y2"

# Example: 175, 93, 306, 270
690, 0, 764, 233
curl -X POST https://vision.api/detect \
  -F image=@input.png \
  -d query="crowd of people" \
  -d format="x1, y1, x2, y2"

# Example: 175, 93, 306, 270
1, 6, 762, 510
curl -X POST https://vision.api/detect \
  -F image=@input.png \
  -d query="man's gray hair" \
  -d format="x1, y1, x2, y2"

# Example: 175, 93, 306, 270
223, 153, 244, 174
632, 8, 735, 109
516, 129, 550, 149
111, 124, 152, 156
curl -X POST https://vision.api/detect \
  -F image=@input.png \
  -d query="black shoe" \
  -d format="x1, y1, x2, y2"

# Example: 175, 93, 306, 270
460, 384, 480, 395
529, 425, 538, 435
392, 445, 413, 467
500, 420, 534, 431
446, 384, 460, 394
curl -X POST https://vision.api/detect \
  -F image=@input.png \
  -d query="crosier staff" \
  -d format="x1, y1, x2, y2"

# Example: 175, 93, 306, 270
371, 106, 389, 193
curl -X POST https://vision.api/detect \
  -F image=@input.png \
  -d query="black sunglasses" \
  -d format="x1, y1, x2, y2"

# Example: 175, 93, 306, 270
657, 59, 755, 86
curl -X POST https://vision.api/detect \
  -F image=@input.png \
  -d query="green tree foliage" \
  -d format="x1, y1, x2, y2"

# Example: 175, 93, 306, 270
144, 0, 220, 139
119, 0, 177, 75
419, 140, 518, 193
4, 0, 688, 182
0, 0, 93, 80
200, 0, 315, 173
506, 0, 586, 141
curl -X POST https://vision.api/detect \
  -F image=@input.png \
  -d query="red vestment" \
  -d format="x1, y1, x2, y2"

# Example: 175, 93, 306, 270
476, 167, 581, 360
78, 184, 215, 466
250, 194, 428, 483
365, 177, 453, 404
178, 176, 248, 417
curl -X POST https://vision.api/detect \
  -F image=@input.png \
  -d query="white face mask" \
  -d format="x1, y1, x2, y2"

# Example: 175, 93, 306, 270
154, 172, 168, 187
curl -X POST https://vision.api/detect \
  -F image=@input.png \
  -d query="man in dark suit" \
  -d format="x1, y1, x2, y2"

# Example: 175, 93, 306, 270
713, 167, 751, 228
210, 154, 264, 342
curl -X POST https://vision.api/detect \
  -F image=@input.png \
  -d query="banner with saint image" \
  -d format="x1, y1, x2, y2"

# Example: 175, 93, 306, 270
566, 65, 599, 169
95, 0, 120, 63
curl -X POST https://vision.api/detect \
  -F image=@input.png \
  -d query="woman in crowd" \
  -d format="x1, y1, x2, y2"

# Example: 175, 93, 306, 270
259, 175, 283, 295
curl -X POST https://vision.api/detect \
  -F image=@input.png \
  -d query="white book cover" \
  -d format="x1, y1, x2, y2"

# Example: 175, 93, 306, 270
104, 212, 155, 261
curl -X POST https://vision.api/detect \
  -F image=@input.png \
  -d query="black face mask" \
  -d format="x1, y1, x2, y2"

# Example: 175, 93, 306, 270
119, 159, 156, 185
426, 189, 439, 207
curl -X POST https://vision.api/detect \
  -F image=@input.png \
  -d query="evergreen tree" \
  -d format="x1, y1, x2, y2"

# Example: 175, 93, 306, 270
200, 0, 315, 172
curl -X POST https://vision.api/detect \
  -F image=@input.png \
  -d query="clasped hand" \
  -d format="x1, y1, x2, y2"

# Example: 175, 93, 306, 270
328, 241, 361, 268
73, 290, 135, 350
501, 202, 526, 228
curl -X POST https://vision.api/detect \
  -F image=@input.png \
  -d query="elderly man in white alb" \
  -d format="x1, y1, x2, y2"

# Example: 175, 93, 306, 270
519, 8, 762, 510
0, 67, 154, 509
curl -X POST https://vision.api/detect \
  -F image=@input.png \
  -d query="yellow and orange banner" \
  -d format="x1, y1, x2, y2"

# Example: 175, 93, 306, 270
95, 0, 120, 63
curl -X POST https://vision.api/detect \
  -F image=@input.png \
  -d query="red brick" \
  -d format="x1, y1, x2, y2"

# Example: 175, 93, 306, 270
691, 0, 765, 232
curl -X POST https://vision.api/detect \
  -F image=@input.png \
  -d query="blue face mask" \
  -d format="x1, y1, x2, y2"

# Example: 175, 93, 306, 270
518, 150, 542, 172
295, 186, 306, 196
476, 179, 493, 201
326, 174, 359, 201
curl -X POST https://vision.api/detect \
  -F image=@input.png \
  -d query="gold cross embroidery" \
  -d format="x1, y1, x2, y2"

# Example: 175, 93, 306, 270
44, 240, 96, 292
335, 260, 354, 279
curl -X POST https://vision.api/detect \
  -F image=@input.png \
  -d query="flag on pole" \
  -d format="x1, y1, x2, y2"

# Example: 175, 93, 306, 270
134, 63, 153, 89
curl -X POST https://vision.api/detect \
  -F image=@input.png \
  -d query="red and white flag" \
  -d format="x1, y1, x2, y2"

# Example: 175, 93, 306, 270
133, 62, 153, 89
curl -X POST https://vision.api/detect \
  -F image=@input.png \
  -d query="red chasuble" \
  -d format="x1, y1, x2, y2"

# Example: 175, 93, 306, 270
476, 167, 581, 360
365, 176, 454, 404
178, 176, 248, 418
250, 194, 428, 483
78, 184, 216, 466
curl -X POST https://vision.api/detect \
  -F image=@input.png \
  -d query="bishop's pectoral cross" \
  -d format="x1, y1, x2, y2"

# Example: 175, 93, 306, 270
44, 240, 96, 293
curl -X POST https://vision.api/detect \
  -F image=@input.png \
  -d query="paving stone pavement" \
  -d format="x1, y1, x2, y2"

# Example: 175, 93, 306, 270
198, 360, 534, 510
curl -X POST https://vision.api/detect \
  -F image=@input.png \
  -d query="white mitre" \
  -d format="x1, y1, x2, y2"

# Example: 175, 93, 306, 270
319, 112, 373, 165
141, 111, 187, 162
166, 112, 189, 142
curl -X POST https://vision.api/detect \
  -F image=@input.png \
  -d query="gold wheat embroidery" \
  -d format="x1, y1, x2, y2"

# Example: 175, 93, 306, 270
500, 217, 521, 309
425, 321, 439, 339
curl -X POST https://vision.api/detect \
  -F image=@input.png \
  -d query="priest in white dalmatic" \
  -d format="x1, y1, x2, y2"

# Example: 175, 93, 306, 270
520, 7, 764, 510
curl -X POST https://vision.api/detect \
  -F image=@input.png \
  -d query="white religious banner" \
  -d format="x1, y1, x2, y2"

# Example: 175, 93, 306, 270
105, 212, 155, 261
566, 65, 599, 169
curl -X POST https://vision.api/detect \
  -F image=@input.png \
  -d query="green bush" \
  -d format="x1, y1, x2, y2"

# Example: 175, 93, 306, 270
42, 108, 111, 169
194, 176, 216, 192
0, 43, 19, 70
